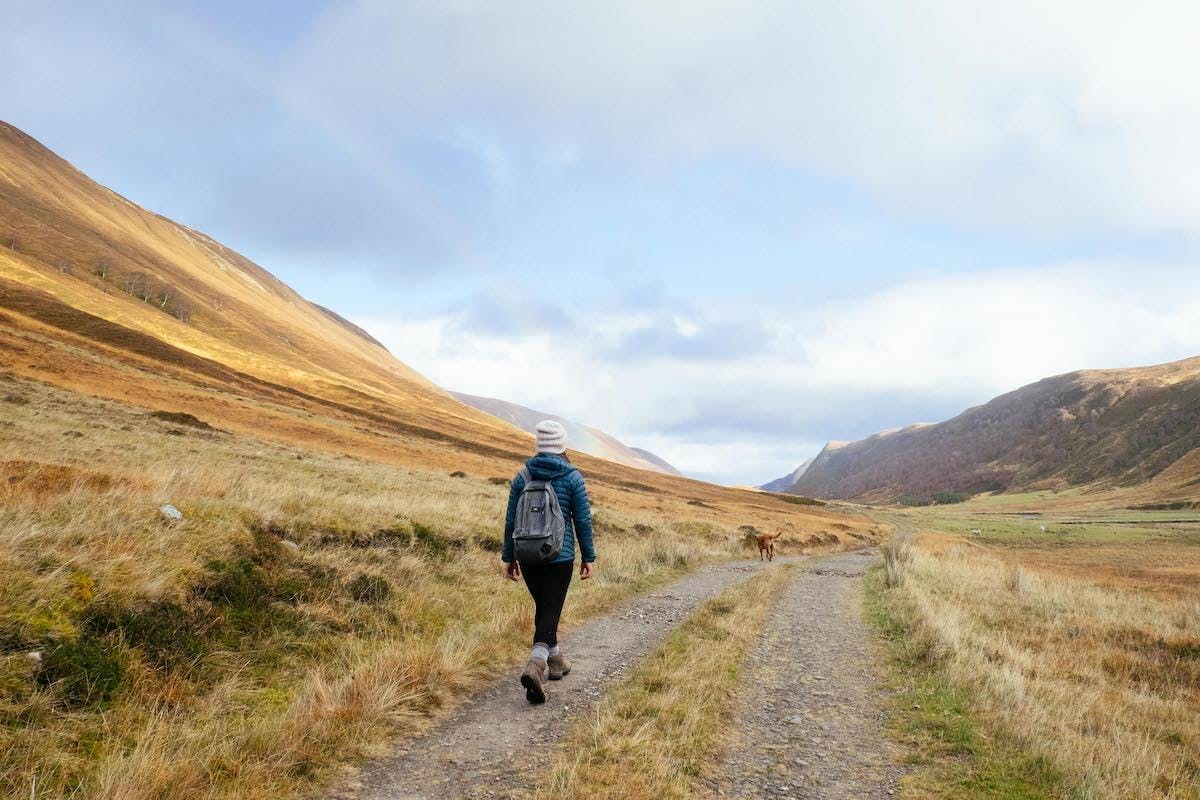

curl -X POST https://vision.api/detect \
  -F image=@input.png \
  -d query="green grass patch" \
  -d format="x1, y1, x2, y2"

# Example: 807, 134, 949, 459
881, 506, 1198, 548
863, 567, 1073, 799
770, 493, 826, 506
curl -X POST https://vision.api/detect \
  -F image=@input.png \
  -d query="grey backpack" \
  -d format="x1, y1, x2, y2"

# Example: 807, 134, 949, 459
512, 466, 566, 563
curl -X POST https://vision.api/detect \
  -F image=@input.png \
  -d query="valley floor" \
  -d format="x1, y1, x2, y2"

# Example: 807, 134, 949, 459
870, 505, 1200, 800
320, 500, 1200, 800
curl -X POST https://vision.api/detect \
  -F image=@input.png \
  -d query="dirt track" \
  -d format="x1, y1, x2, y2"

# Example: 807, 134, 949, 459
325, 552, 898, 800
710, 551, 905, 798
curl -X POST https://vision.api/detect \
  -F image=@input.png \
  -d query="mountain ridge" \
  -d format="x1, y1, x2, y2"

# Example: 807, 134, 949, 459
450, 391, 680, 475
788, 355, 1200, 504
759, 457, 814, 493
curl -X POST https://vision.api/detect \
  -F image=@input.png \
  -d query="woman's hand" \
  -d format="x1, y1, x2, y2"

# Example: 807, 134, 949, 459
579, 562, 593, 580
503, 561, 521, 581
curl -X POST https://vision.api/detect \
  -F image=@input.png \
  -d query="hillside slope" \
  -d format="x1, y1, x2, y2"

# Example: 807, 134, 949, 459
0, 119, 867, 527
451, 391, 680, 475
0, 121, 519, 440
790, 357, 1200, 503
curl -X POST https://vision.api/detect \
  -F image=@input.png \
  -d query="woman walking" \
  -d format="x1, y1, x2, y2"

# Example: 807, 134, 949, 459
502, 420, 596, 704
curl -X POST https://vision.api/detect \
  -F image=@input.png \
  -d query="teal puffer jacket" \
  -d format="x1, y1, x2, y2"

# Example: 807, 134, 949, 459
502, 453, 596, 564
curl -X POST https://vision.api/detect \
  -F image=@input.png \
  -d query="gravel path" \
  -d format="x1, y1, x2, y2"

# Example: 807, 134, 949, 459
710, 550, 905, 799
325, 558, 783, 800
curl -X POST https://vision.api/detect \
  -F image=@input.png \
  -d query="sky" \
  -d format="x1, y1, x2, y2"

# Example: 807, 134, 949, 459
4, 1, 1200, 485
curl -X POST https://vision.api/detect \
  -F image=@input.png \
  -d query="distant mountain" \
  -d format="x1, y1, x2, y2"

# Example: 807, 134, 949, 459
451, 391, 680, 475
760, 458, 814, 493
630, 447, 680, 475
790, 356, 1200, 503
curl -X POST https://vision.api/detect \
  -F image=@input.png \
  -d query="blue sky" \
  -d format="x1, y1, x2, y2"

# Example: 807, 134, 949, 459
5, 1, 1200, 484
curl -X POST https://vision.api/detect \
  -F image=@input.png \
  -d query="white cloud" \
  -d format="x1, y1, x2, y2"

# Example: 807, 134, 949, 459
291, 0, 1200, 237
359, 263, 1200, 485
796, 264, 1200, 394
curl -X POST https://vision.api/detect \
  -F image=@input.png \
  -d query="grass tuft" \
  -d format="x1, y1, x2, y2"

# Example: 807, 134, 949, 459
1006, 564, 1029, 595
882, 532, 913, 588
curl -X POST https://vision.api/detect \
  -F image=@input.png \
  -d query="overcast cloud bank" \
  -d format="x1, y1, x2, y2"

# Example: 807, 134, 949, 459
360, 263, 1200, 484
6, 2, 1200, 483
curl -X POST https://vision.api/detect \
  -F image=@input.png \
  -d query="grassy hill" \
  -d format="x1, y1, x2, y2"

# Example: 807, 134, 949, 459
0, 120, 518, 451
790, 357, 1200, 506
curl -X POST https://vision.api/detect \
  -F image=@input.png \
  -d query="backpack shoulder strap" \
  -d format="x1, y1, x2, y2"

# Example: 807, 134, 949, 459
517, 466, 532, 485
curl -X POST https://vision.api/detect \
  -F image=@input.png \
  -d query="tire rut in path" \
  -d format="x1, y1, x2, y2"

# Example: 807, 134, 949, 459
711, 550, 905, 799
325, 558, 787, 800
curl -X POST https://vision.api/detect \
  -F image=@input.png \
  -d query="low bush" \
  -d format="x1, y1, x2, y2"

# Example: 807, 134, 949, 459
347, 574, 392, 604
149, 410, 215, 430
37, 635, 127, 708
772, 493, 826, 506
474, 533, 504, 553
410, 521, 466, 556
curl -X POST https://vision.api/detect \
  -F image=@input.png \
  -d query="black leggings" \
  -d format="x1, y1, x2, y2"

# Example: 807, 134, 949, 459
520, 561, 574, 647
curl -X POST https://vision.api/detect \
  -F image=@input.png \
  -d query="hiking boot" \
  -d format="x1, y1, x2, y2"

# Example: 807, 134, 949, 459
520, 658, 547, 704
547, 652, 571, 680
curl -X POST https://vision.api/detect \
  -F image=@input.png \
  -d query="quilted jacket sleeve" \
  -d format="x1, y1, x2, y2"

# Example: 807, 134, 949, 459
570, 471, 596, 563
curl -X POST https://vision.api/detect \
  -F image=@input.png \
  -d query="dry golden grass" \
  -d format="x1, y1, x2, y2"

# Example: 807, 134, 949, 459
882, 530, 913, 588
879, 515, 1200, 799
528, 564, 795, 800
0, 376, 860, 800
0, 288, 870, 550
0, 119, 450, 412
984, 537, 1200, 598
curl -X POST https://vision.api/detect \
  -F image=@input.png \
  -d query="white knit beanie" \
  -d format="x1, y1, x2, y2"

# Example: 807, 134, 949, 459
535, 420, 567, 454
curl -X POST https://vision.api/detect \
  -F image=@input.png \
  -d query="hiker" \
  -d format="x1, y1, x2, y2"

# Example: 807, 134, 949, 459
502, 419, 596, 704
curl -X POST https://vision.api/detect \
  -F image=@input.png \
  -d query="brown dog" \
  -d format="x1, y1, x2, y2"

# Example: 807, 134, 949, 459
755, 530, 783, 561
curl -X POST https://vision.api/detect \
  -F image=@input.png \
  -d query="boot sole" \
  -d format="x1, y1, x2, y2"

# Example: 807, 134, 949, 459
520, 673, 546, 704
